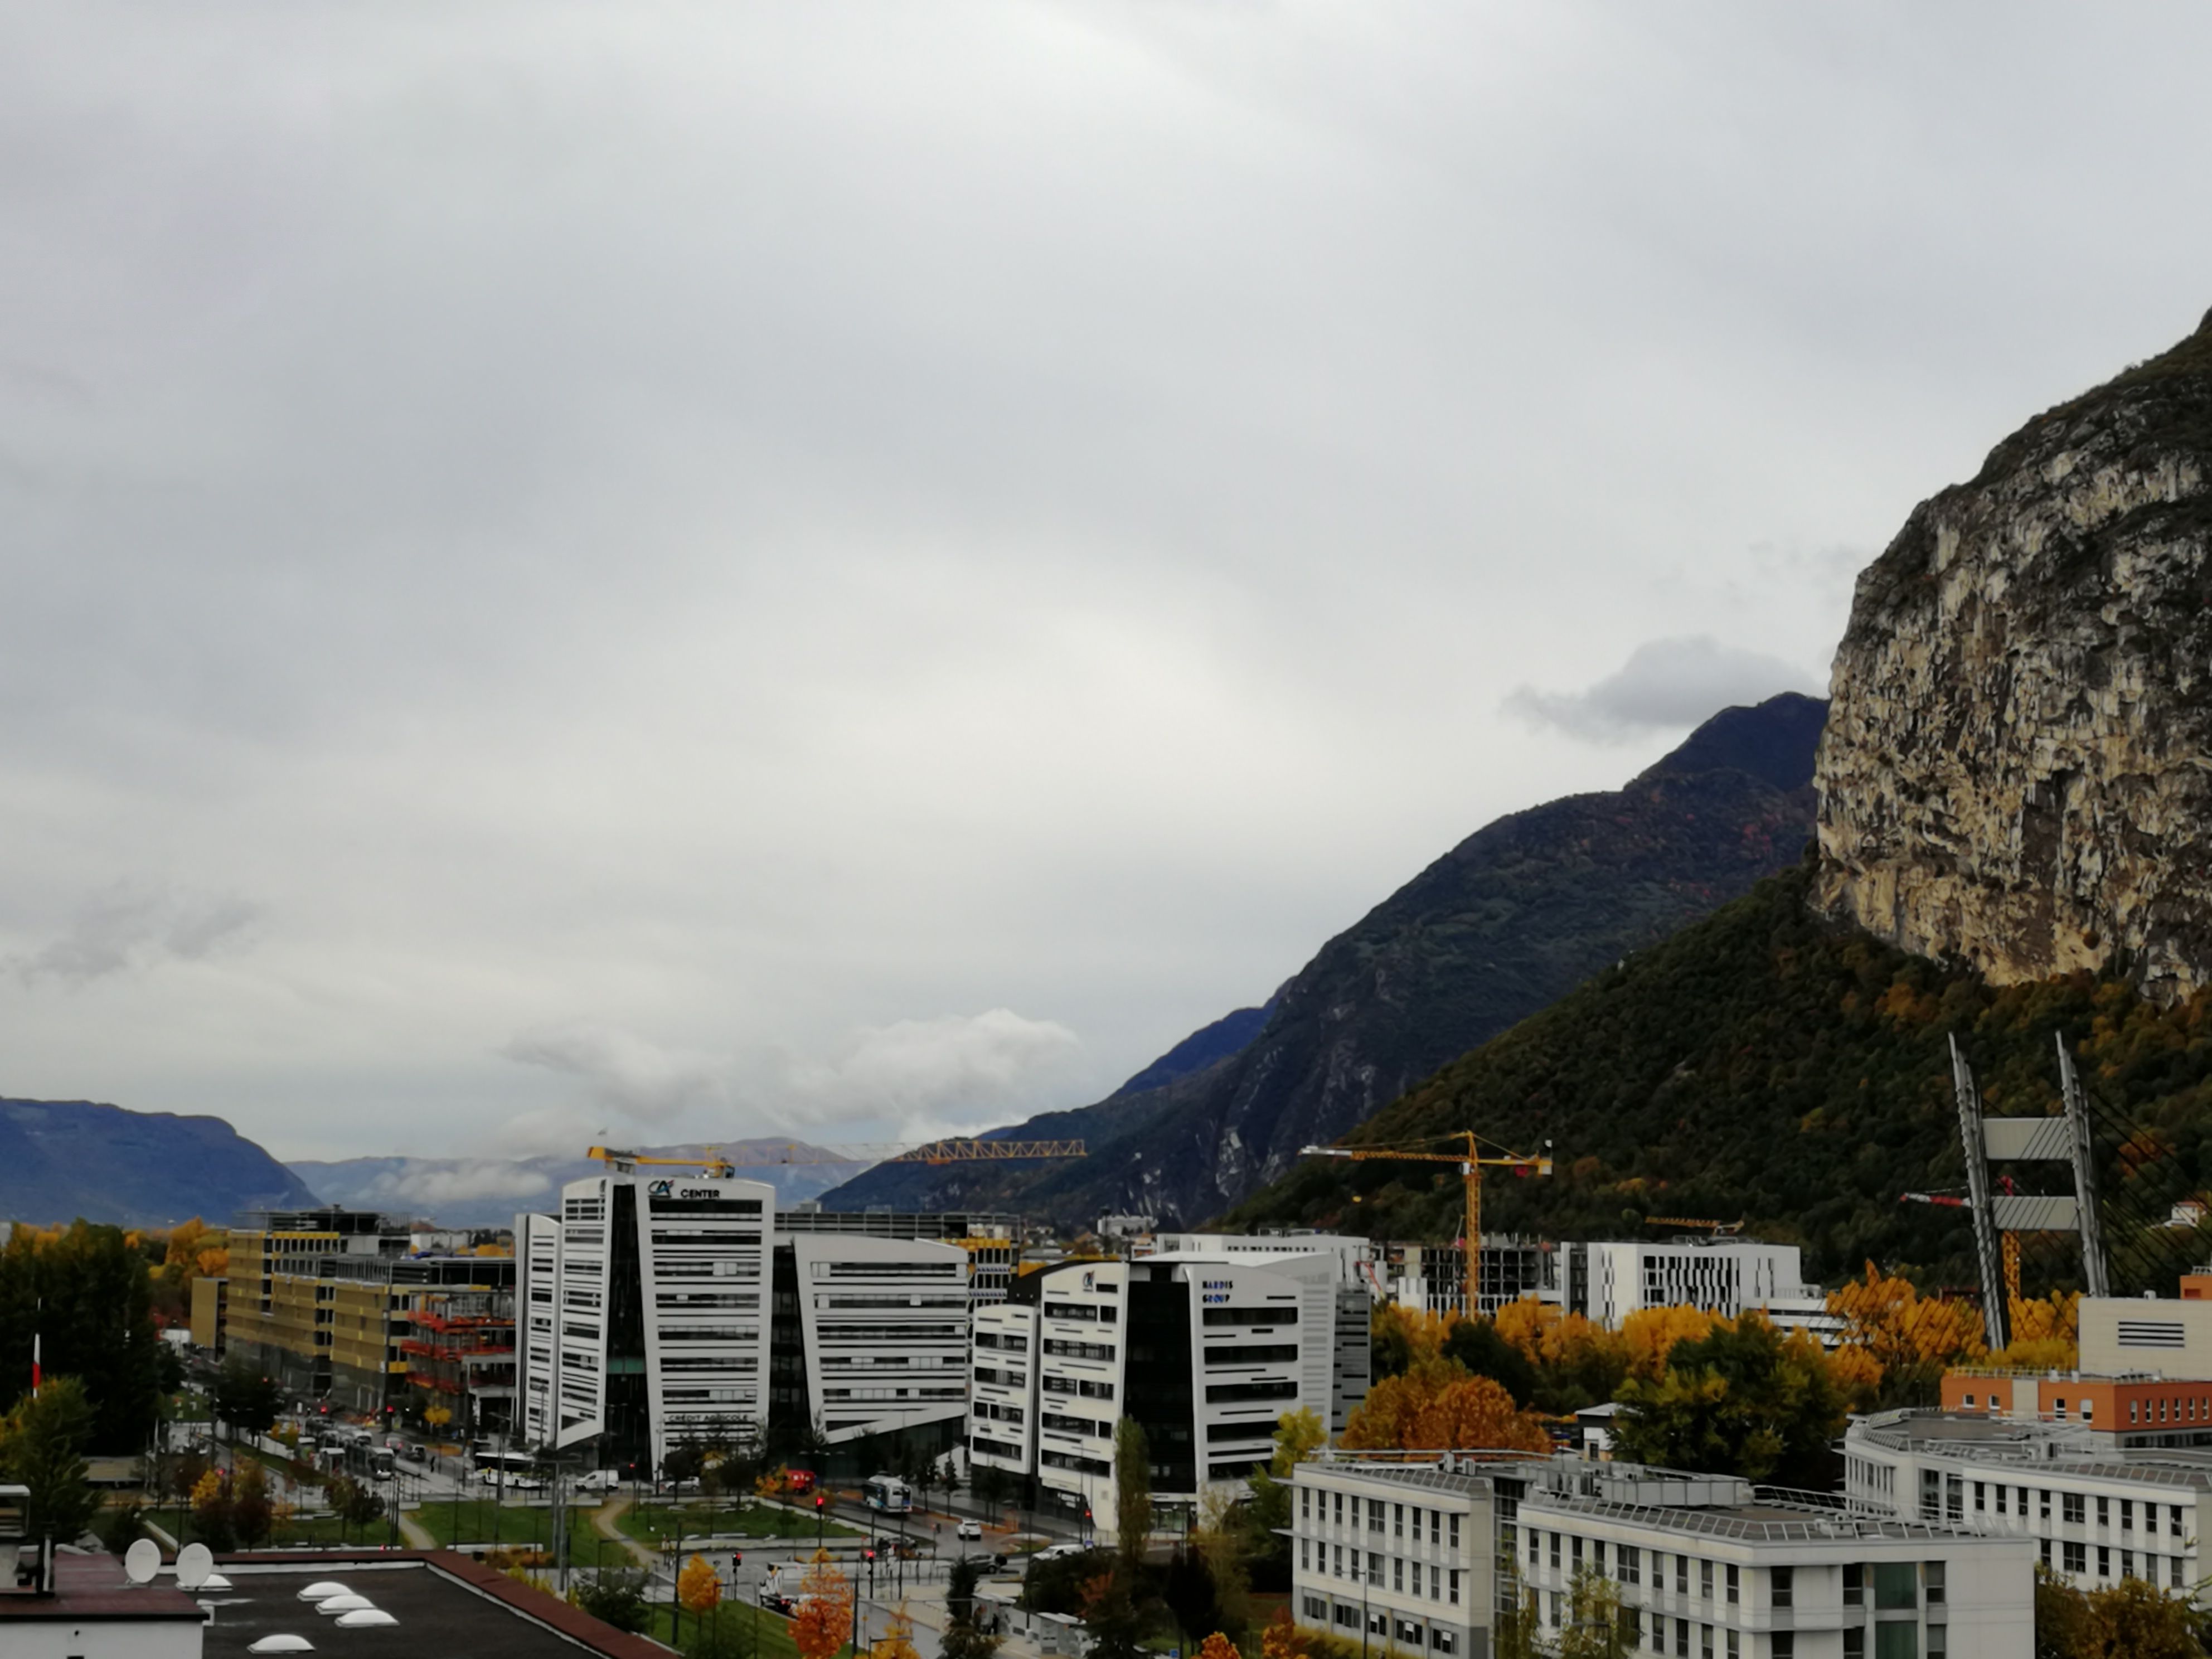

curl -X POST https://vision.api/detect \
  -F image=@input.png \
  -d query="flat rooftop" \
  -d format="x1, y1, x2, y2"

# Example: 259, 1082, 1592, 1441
1851, 1411, 2212, 1486
1521, 1491, 2000, 1545
0, 1551, 203, 1627
201, 1555, 662, 1659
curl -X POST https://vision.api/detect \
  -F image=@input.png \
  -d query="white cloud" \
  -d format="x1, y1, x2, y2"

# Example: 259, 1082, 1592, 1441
783, 1009, 1085, 1138
15, 880, 257, 983
496, 1009, 1082, 1147
1502, 636, 1822, 744
368, 1160, 554, 1207
499, 1021, 728, 1124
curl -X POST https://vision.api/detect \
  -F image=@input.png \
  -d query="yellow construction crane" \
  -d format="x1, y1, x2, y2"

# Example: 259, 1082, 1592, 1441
1646, 1216, 1747, 1236
586, 1139, 1085, 1178
1301, 1131, 1552, 1320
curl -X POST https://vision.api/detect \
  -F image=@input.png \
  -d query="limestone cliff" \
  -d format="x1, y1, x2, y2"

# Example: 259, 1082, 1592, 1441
1817, 311, 2212, 1000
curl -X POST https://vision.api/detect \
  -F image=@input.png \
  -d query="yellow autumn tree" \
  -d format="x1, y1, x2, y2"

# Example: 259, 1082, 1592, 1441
757, 1463, 793, 1500
793, 1550, 855, 1659
1995, 1291, 2080, 1371
1828, 1263, 1986, 1372
1619, 1305, 1713, 1380
678, 1553, 722, 1615
1342, 1360, 1550, 1454
1493, 1297, 1562, 1365
874, 1604, 921, 1659
1260, 1606, 1311, 1659
1198, 1633, 1241, 1659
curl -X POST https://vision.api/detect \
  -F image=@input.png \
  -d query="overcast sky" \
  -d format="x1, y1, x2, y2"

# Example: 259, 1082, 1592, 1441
5, 3, 2209, 1166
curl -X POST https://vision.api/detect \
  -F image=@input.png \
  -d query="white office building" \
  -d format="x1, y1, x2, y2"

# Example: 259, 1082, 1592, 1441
969, 1243, 1369, 1535
1290, 1461, 1498, 1659
1845, 1410, 2209, 1602
1544, 1239, 1839, 1340
518, 1170, 968, 1474
1519, 1462, 2034, 1658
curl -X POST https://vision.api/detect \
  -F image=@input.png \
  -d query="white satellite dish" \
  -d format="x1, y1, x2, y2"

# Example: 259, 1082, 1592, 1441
176, 1542, 215, 1590
315, 1594, 375, 1615
298, 1581, 351, 1601
248, 1637, 317, 1654
334, 1610, 399, 1628
123, 1538, 161, 1584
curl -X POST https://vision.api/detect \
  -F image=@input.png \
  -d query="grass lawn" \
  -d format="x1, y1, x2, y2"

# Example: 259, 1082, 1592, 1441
648, 1598, 854, 1659
410, 1496, 605, 1558
149, 1505, 401, 1551
617, 1501, 867, 1546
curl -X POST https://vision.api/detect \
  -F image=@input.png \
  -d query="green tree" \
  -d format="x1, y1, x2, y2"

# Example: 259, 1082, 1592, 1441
0, 1224, 162, 1450
1161, 1545, 1219, 1648
1556, 1566, 1629, 1658
1, 1376, 100, 1542
1612, 1313, 1845, 1488
1440, 1320, 1537, 1407
212, 1359, 282, 1440
2034, 1565, 2207, 1658
232, 1458, 274, 1548
1241, 1409, 1326, 1591
943, 1556, 1004, 1659
578, 1568, 652, 1633
1113, 1418, 1151, 1574
1078, 1570, 1149, 1659
1194, 1486, 1251, 1638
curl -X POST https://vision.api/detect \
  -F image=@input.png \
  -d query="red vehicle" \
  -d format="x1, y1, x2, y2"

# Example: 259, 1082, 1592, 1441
785, 1468, 817, 1495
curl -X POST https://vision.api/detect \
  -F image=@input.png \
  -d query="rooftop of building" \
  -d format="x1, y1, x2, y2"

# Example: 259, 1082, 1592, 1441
198, 1554, 663, 1658
0, 1550, 203, 1626
1849, 1409, 2212, 1486
1520, 1488, 2001, 1546
1294, 1461, 1499, 1499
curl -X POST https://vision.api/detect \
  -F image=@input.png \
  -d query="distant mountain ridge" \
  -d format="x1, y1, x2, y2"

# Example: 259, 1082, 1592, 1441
821, 692, 1828, 1225
0, 1099, 318, 1229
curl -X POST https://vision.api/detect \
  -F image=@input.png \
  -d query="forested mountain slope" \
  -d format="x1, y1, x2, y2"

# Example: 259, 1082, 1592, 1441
1226, 858, 2212, 1296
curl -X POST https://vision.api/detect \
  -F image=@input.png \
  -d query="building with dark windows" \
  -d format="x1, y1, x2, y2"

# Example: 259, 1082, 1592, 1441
518, 1170, 968, 1476
969, 1240, 1371, 1537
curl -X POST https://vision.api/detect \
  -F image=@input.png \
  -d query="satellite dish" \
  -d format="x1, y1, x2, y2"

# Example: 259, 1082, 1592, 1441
124, 1538, 161, 1584
248, 1637, 317, 1654
176, 1541, 214, 1590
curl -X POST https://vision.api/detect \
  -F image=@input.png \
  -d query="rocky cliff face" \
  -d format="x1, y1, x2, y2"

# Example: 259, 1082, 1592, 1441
1817, 312, 2212, 1001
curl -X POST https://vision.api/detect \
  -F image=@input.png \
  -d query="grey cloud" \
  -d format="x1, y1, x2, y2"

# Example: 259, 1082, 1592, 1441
1503, 636, 1822, 743
17, 881, 258, 983
2, 6, 2210, 1161
367, 1160, 554, 1208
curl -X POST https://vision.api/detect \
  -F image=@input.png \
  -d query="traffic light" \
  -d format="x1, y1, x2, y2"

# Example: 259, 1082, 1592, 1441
815, 1494, 826, 1511
864, 1548, 875, 1561
731, 1551, 743, 1571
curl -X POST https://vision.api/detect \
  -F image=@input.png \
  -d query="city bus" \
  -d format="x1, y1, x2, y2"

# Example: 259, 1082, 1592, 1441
862, 1474, 911, 1514
473, 1447, 546, 1490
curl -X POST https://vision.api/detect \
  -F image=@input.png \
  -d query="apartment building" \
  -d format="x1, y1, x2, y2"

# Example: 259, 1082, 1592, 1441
967, 1241, 1371, 1536
220, 1206, 515, 1419
1519, 1463, 2033, 1658
1383, 1238, 1551, 1320
1845, 1410, 2208, 1600
1289, 1461, 1498, 1659
517, 1170, 969, 1474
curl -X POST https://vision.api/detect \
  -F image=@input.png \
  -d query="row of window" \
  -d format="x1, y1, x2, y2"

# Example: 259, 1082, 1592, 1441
2042, 1537, 2190, 1588
1299, 1595, 1459, 1653
1043, 1339, 1116, 1361
1298, 1487, 1463, 1549
1541, 1608, 1859, 1659
974, 1366, 1029, 1389
1920, 1471, 2190, 1537
1043, 1375, 1115, 1399
1302, 1540, 1462, 1604
1526, 1536, 1938, 1616
1044, 1301, 1120, 1323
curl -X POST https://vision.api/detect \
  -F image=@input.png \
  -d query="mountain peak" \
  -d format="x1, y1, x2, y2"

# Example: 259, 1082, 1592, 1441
1634, 690, 1829, 793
